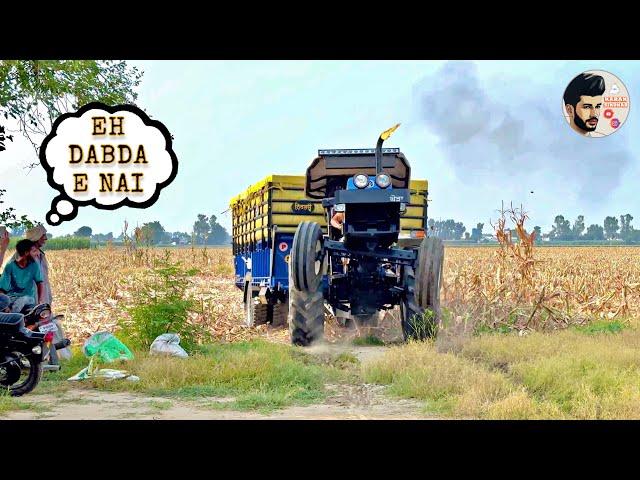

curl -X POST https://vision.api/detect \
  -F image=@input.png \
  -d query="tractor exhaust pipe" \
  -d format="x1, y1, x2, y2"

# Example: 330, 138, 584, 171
375, 123, 400, 174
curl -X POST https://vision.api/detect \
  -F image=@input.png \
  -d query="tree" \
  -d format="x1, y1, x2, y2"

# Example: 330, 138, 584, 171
584, 224, 605, 241
0, 189, 34, 231
572, 215, 585, 238
207, 214, 231, 245
549, 215, 572, 240
193, 214, 210, 245
74, 226, 92, 237
470, 223, 484, 242
92, 232, 114, 243
430, 219, 466, 240
619, 214, 634, 241
171, 232, 192, 245
603, 216, 619, 240
0, 60, 143, 159
533, 226, 542, 240
140, 221, 168, 245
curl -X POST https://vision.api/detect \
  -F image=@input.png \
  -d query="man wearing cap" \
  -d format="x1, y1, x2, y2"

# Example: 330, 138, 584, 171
23, 225, 71, 364
25, 225, 52, 305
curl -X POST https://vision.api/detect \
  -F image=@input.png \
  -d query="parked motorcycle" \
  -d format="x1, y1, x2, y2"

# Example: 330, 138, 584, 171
0, 312, 46, 396
21, 304, 71, 372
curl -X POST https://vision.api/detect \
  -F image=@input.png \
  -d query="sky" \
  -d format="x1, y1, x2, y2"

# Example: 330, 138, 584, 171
2, 60, 640, 238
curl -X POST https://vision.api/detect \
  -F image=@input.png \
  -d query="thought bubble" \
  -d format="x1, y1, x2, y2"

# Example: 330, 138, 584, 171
40, 102, 178, 226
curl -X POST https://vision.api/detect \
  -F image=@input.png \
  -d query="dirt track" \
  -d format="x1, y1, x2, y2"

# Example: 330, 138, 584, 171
3, 344, 432, 420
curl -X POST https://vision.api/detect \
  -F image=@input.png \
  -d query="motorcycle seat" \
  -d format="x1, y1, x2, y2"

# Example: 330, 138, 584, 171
0, 313, 24, 334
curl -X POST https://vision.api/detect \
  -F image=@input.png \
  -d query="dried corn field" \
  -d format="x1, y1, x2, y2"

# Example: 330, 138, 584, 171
444, 246, 640, 332
18, 243, 640, 345
42, 246, 282, 344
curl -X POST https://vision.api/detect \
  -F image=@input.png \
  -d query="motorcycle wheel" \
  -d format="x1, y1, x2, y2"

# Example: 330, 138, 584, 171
0, 354, 43, 397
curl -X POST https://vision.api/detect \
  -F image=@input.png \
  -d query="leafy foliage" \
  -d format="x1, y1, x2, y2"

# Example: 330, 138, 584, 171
0, 189, 34, 230
73, 226, 92, 237
119, 260, 205, 352
0, 60, 143, 157
139, 221, 168, 245
428, 218, 466, 240
193, 213, 231, 245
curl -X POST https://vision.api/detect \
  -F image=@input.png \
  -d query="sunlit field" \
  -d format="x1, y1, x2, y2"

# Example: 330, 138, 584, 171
16, 244, 638, 344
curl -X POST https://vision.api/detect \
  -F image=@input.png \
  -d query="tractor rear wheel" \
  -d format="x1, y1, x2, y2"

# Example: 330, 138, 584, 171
401, 237, 444, 341
288, 221, 326, 346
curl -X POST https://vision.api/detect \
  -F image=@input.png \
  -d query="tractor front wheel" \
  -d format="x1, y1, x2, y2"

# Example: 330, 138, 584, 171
288, 221, 326, 346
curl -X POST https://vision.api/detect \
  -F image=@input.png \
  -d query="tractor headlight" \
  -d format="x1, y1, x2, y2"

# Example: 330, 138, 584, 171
353, 174, 369, 189
334, 203, 345, 212
400, 202, 407, 212
375, 173, 391, 189
32, 346, 42, 355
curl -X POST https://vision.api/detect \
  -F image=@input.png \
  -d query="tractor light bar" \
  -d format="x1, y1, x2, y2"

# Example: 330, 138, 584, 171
318, 148, 400, 156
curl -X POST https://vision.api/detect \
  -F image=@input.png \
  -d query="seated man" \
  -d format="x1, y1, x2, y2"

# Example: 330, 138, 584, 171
0, 239, 44, 313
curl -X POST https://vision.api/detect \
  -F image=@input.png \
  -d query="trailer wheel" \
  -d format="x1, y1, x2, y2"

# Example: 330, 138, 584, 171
271, 303, 289, 327
244, 283, 270, 327
288, 265, 324, 346
291, 221, 325, 292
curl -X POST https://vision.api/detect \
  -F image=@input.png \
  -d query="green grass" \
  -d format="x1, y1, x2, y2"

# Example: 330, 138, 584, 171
0, 391, 49, 416
51, 339, 353, 413
352, 335, 385, 346
146, 400, 173, 410
365, 320, 640, 419
573, 319, 626, 335
7, 236, 91, 250
362, 341, 561, 419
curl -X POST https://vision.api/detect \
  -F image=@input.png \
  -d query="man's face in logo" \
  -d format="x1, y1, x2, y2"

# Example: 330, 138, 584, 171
568, 95, 603, 133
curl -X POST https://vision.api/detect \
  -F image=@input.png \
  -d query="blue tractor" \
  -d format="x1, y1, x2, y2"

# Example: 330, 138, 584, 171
288, 125, 444, 346
231, 125, 444, 344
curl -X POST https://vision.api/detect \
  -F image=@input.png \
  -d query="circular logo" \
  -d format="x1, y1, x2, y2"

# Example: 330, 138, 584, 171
562, 70, 630, 138
278, 242, 288, 252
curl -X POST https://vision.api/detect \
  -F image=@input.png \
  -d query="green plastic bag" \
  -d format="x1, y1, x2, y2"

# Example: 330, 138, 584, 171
83, 332, 134, 363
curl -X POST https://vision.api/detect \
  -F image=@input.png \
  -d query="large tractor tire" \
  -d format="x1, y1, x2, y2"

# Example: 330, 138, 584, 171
401, 237, 444, 341
288, 221, 326, 346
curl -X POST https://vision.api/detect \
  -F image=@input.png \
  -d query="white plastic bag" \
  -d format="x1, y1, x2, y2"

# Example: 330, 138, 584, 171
68, 366, 139, 382
150, 333, 188, 358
